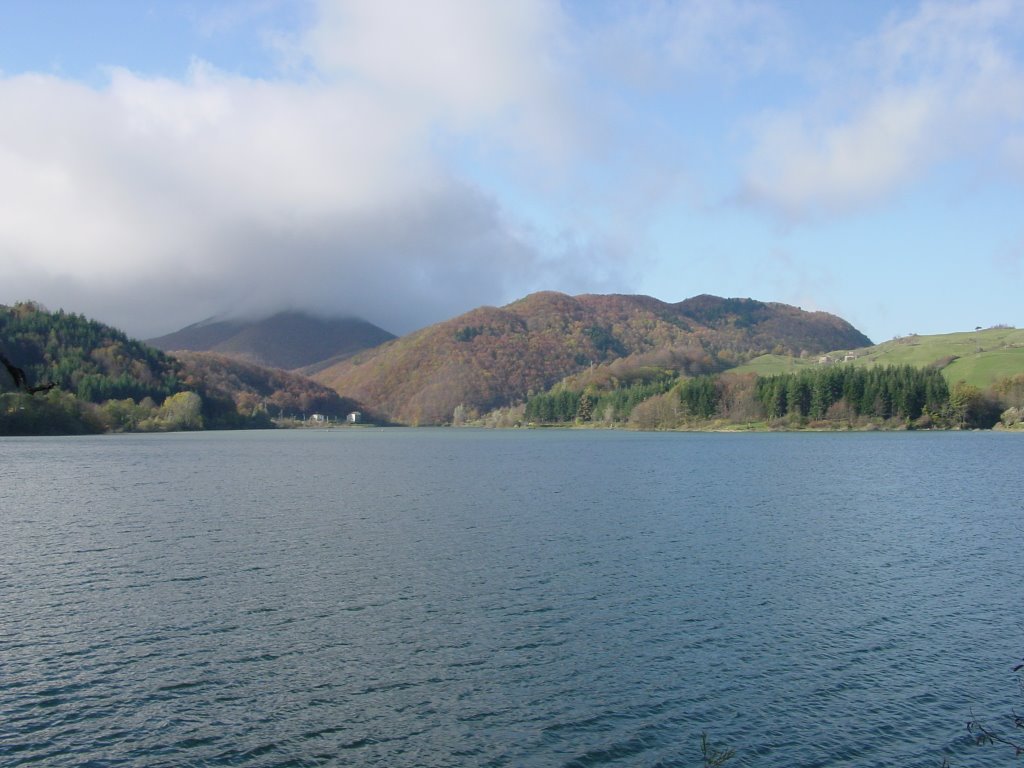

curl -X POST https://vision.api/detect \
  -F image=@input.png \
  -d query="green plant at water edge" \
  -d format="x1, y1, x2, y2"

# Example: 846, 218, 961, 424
700, 732, 735, 767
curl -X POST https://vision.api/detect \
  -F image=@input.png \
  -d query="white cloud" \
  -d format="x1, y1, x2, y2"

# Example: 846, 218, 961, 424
0, 1, 611, 338
301, 0, 578, 161
740, 0, 1024, 219
743, 87, 942, 217
0, 68, 429, 276
585, 0, 789, 91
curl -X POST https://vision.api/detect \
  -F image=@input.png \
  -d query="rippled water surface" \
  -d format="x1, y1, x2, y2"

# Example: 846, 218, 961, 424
2, 429, 1023, 767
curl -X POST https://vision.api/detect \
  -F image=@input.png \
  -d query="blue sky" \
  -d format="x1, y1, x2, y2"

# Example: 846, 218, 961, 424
1, 0, 1023, 342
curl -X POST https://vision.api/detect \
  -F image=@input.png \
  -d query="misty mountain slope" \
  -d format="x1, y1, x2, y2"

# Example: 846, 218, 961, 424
313, 291, 872, 425
148, 311, 396, 370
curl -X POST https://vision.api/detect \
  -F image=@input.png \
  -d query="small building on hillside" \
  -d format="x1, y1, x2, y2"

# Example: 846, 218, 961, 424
310, 413, 327, 424
347, 411, 362, 424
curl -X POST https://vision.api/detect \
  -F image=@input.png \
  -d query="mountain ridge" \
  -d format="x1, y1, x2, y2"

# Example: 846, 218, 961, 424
313, 291, 872, 425
148, 311, 395, 370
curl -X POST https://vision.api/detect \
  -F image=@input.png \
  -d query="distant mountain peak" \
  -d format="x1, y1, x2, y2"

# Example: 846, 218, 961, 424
147, 310, 395, 370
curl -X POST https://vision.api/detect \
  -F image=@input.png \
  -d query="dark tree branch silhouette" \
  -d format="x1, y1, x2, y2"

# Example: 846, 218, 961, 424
967, 710, 1024, 756
0, 350, 55, 395
1, 350, 28, 389
962, 659, 1024, 759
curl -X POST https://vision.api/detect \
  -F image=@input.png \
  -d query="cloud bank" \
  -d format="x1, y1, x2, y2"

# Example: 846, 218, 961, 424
0, 0, 610, 337
1, 0, 1023, 340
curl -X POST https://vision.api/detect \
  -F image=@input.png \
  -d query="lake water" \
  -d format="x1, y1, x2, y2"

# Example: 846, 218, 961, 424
2, 429, 1023, 767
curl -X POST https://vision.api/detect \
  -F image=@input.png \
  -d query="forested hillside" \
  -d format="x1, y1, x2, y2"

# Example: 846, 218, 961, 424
496, 324, 1024, 431
1, 302, 181, 402
517, 362, 1019, 430
0, 302, 369, 435
314, 292, 872, 425
5, 298, 1017, 434
174, 351, 365, 423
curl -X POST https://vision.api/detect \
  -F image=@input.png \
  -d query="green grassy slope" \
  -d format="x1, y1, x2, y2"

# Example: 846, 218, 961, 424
732, 327, 1024, 387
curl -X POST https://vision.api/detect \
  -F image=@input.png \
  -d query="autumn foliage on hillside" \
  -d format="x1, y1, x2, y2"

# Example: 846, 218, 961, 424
314, 292, 872, 425
676, 295, 873, 357
174, 351, 364, 421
